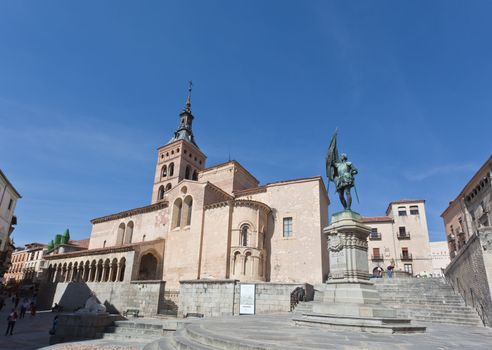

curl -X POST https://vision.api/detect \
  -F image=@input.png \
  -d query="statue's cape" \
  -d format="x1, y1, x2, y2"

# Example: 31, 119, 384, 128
325, 131, 339, 182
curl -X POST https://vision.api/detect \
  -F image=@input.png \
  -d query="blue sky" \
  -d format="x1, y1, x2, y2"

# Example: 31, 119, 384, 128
1, 1, 491, 246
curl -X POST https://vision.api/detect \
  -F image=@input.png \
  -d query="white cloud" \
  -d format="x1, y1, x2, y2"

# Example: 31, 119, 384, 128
405, 163, 477, 181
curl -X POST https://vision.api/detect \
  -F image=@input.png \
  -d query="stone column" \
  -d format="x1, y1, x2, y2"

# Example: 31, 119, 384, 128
115, 263, 121, 282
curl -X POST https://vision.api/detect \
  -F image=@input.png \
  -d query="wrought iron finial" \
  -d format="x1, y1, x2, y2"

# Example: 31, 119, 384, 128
185, 81, 193, 112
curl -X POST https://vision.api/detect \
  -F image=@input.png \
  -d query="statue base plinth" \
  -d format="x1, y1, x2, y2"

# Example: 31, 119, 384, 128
293, 210, 425, 333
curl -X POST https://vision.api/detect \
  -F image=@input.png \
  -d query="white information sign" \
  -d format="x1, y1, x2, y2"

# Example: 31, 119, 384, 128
239, 284, 256, 315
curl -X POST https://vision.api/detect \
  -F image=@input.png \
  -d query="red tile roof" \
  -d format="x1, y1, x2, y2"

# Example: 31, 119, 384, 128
362, 216, 393, 223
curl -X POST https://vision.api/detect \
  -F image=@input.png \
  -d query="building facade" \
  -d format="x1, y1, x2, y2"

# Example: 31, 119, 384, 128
442, 155, 492, 326
442, 155, 491, 258
42, 91, 329, 315
364, 199, 433, 276
430, 241, 450, 277
3, 248, 28, 283
0, 169, 21, 276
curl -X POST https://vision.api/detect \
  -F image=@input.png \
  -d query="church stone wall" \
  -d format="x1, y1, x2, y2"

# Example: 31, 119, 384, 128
200, 204, 230, 280
89, 208, 167, 249
246, 178, 328, 285
162, 182, 205, 289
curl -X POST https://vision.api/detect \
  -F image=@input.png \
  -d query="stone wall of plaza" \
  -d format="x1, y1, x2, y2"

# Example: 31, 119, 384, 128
48, 281, 165, 316
178, 280, 311, 317
444, 227, 492, 326
365, 200, 433, 276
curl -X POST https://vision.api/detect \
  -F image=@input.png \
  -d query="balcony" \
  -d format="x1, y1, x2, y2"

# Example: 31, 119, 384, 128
400, 253, 413, 261
371, 255, 384, 261
397, 232, 411, 240
369, 233, 381, 240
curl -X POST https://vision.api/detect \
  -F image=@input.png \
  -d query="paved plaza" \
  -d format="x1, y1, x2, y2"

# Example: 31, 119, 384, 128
4, 312, 489, 350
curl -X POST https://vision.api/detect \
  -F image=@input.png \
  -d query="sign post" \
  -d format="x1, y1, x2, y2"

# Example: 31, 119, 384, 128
239, 284, 256, 315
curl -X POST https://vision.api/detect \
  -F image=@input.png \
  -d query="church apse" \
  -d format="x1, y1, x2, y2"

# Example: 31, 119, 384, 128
229, 200, 270, 282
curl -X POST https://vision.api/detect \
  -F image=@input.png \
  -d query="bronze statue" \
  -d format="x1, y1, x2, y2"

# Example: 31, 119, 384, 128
326, 130, 358, 210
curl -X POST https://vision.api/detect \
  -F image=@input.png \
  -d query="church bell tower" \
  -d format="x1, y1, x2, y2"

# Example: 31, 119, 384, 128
151, 82, 206, 204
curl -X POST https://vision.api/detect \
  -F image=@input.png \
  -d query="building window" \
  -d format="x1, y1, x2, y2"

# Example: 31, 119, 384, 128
404, 264, 413, 274
161, 165, 167, 178
373, 248, 381, 259
241, 225, 249, 246
158, 185, 165, 200
399, 226, 407, 236
169, 162, 175, 177
409, 206, 419, 215
8, 199, 13, 210
172, 198, 183, 229
185, 165, 191, 180
283, 217, 293, 237
398, 206, 407, 216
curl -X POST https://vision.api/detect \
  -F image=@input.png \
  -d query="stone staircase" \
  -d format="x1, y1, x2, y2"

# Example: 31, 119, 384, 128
98, 318, 179, 342
372, 277, 483, 326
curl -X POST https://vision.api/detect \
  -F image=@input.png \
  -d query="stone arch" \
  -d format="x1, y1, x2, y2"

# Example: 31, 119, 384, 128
124, 221, 134, 244
103, 259, 111, 282
62, 263, 67, 282
172, 198, 183, 229
192, 170, 198, 181
110, 258, 118, 282
119, 257, 126, 282
138, 252, 158, 280
161, 164, 167, 178
185, 165, 191, 180
165, 183, 172, 191
183, 196, 193, 226
169, 162, 175, 177
116, 223, 125, 245
244, 251, 252, 276
158, 185, 165, 200
96, 259, 103, 282
72, 262, 78, 281
89, 260, 97, 282
233, 251, 241, 275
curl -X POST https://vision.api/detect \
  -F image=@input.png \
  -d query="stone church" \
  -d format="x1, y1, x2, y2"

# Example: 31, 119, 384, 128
43, 89, 329, 315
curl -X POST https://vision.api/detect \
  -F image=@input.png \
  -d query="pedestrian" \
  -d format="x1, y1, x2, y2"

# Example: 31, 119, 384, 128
49, 316, 58, 335
30, 302, 37, 317
20, 300, 28, 319
387, 264, 394, 278
5, 308, 18, 336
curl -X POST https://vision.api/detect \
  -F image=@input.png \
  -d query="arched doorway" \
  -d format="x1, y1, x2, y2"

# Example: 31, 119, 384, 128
138, 253, 158, 280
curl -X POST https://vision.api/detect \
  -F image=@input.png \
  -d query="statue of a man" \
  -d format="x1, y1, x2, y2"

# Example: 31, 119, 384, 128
326, 131, 359, 210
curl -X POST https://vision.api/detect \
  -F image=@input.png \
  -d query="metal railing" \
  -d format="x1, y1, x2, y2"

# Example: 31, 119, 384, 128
371, 255, 384, 261
369, 233, 381, 240
397, 232, 411, 239
400, 253, 413, 261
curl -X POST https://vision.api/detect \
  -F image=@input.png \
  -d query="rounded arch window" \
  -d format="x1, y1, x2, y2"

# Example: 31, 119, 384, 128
169, 162, 175, 177
158, 185, 165, 200
161, 165, 167, 178
241, 225, 249, 247
165, 183, 172, 191
185, 165, 191, 180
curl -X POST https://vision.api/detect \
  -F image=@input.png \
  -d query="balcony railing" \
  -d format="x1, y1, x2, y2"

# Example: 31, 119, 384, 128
400, 253, 413, 261
397, 232, 411, 240
369, 233, 381, 240
371, 255, 384, 261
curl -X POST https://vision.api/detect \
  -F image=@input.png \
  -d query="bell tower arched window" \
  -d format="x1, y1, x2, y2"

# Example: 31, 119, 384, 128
161, 165, 167, 178
185, 165, 191, 180
158, 186, 165, 200
169, 162, 175, 177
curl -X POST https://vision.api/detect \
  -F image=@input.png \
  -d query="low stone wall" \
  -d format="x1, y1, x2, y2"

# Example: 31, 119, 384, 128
179, 279, 312, 317
48, 280, 165, 316
444, 228, 492, 326
49, 313, 123, 345
179, 280, 236, 318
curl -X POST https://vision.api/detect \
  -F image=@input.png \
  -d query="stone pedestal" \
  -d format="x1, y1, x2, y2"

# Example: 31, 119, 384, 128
293, 210, 425, 333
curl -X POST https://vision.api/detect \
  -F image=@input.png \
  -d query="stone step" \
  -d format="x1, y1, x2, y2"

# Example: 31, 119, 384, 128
98, 332, 162, 342
171, 328, 217, 350
105, 325, 166, 336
